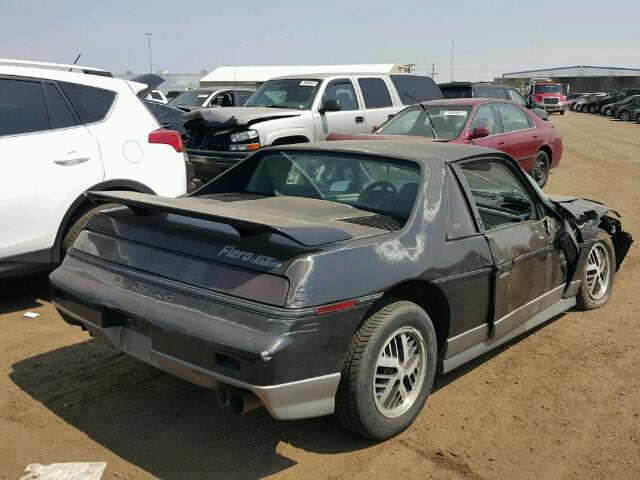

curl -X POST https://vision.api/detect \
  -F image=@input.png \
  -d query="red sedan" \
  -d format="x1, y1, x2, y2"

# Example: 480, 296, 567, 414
327, 98, 563, 187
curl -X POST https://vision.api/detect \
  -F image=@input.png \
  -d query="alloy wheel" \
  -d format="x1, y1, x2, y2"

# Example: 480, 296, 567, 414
373, 327, 427, 418
620, 111, 630, 121
534, 154, 549, 186
585, 243, 610, 301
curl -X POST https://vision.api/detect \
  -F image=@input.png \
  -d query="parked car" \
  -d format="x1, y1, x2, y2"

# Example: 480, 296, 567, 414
526, 80, 566, 114
327, 98, 562, 187
610, 95, 640, 120
438, 81, 548, 120
629, 102, 640, 123
583, 89, 640, 114
573, 93, 606, 112
566, 93, 589, 109
50, 140, 632, 440
132, 74, 189, 138
169, 88, 255, 111
184, 73, 442, 182
146, 89, 167, 104
0, 59, 189, 278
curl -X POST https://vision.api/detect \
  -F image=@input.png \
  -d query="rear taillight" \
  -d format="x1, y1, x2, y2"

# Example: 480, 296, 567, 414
148, 128, 183, 153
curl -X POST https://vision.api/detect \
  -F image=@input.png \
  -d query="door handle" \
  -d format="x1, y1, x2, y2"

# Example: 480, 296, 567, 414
498, 141, 506, 146
54, 157, 89, 166
355, 116, 364, 124
532, 135, 538, 139
54, 152, 90, 166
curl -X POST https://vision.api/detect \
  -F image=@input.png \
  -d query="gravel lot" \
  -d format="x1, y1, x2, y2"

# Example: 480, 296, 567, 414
1, 112, 638, 480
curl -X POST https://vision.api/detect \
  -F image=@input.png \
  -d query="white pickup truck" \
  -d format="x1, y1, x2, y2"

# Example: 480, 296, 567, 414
184, 73, 442, 182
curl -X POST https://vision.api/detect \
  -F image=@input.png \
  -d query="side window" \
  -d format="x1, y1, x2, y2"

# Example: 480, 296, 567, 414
211, 92, 234, 107
150, 91, 162, 101
358, 78, 392, 109
59, 82, 116, 124
507, 89, 528, 107
460, 160, 536, 231
469, 104, 501, 135
44, 83, 77, 130
0, 78, 49, 136
447, 170, 476, 239
496, 104, 531, 132
324, 80, 359, 111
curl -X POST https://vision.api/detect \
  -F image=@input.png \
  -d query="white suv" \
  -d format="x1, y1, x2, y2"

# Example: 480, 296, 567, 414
0, 59, 189, 278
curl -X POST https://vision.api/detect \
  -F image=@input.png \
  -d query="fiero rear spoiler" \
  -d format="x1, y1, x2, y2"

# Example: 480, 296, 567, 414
86, 191, 352, 248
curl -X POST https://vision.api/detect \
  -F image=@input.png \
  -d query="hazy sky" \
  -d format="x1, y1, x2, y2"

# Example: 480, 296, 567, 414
2, 0, 638, 81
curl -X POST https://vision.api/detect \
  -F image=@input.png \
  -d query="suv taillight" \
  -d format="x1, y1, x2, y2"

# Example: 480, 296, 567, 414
148, 128, 183, 153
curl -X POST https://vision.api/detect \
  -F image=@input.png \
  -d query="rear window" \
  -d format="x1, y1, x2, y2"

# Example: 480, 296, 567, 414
0, 78, 49, 136
440, 85, 472, 99
390, 75, 443, 104
242, 151, 421, 220
59, 82, 116, 124
358, 78, 393, 109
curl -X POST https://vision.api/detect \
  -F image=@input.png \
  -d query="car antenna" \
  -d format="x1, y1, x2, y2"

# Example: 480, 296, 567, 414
403, 92, 437, 138
68, 53, 81, 72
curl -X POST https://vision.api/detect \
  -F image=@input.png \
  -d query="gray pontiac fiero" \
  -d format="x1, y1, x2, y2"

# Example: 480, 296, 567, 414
50, 140, 632, 440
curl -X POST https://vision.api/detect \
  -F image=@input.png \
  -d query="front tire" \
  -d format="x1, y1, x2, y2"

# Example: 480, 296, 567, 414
619, 110, 631, 122
334, 300, 437, 440
589, 105, 598, 114
576, 230, 616, 310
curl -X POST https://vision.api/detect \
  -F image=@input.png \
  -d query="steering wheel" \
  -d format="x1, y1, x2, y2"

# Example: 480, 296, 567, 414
359, 181, 398, 210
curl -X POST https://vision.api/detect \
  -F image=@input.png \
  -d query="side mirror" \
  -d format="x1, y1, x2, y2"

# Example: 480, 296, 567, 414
319, 99, 341, 114
468, 127, 490, 140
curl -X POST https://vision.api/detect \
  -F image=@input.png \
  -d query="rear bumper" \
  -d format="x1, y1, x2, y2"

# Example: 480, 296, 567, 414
50, 252, 374, 419
185, 149, 249, 182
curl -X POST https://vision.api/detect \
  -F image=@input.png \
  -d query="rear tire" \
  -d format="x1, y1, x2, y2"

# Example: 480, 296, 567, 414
619, 110, 631, 122
334, 300, 437, 440
62, 203, 117, 254
576, 229, 616, 310
532, 150, 550, 188
589, 105, 598, 114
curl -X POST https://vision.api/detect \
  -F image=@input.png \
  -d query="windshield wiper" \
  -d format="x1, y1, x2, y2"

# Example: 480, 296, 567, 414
403, 92, 437, 138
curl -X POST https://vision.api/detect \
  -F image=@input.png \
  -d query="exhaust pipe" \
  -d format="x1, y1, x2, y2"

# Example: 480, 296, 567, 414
229, 391, 262, 415
215, 386, 230, 408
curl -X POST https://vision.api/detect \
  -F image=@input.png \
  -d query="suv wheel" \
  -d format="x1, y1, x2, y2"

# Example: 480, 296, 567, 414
334, 300, 437, 440
576, 230, 616, 310
533, 150, 550, 188
62, 203, 116, 255
619, 110, 631, 122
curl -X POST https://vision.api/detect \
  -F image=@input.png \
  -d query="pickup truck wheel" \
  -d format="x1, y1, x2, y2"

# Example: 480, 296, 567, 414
576, 230, 616, 310
334, 300, 437, 440
532, 150, 550, 188
619, 110, 630, 122
62, 204, 116, 255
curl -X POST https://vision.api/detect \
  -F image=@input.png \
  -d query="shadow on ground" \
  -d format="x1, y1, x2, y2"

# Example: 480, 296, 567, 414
0, 273, 50, 315
9, 307, 567, 479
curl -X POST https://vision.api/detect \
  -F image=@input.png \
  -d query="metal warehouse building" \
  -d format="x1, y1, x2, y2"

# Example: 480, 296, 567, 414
496, 66, 640, 93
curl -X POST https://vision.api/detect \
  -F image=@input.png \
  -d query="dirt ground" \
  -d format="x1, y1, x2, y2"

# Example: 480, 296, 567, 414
1, 112, 639, 480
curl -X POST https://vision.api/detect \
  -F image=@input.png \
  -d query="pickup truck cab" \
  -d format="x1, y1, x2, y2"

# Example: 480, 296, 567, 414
184, 73, 442, 182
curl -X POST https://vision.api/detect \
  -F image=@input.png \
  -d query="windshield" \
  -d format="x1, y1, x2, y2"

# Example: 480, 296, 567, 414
534, 84, 563, 94
240, 151, 421, 219
244, 79, 321, 110
169, 90, 212, 107
377, 105, 471, 139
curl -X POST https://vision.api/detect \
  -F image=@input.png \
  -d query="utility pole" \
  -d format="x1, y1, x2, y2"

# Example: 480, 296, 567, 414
145, 33, 153, 73
450, 40, 455, 82
431, 63, 438, 79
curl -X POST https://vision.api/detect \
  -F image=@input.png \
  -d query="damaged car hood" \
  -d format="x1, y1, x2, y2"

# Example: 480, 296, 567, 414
183, 107, 302, 128
547, 194, 612, 220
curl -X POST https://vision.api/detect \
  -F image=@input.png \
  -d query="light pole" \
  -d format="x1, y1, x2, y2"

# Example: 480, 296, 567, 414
145, 33, 153, 73
450, 40, 455, 82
